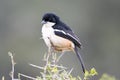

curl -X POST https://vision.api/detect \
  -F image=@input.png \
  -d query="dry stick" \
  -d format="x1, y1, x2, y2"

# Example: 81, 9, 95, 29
29, 63, 67, 70
18, 73, 36, 80
8, 52, 15, 80
43, 53, 49, 79
51, 52, 55, 64
68, 68, 73, 76
30, 63, 47, 80
50, 64, 67, 69
29, 63, 48, 80
56, 52, 65, 63
29, 63, 44, 70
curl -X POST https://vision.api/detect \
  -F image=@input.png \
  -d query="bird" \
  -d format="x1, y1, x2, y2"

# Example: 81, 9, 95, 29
41, 13, 85, 73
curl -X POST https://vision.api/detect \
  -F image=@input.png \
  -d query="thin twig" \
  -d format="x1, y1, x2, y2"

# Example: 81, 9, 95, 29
56, 52, 65, 63
18, 73, 36, 80
68, 68, 74, 76
50, 64, 67, 69
8, 52, 16, 80
29, 63, 44, 70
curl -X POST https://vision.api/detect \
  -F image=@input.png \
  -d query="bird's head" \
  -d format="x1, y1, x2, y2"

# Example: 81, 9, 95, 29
41, 13, 60, 25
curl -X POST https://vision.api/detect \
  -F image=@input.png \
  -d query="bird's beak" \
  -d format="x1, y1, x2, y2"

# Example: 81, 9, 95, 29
41, 20, 46, 25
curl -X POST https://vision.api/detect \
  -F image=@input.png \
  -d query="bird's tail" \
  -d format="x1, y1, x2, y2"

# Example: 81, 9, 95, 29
74, 46, 85, 73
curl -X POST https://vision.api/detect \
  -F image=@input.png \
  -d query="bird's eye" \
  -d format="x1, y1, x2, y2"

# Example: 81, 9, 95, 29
44, 17, 52, 22
43, 17, 56, 23
44, 18, 49, 21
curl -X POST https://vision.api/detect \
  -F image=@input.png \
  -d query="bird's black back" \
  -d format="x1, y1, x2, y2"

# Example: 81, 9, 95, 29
53, 20, 81, 48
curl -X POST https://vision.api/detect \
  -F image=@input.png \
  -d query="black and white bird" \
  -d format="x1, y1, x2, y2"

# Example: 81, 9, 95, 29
41, 13, 85, 73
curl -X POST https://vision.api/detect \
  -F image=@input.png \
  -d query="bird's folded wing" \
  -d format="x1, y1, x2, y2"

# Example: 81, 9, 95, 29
54, 29, 81, 48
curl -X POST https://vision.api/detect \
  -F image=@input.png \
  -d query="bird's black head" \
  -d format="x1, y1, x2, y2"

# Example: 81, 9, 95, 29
42, 13, 60, 24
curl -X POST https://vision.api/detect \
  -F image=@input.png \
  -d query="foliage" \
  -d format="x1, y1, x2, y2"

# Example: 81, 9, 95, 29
99, 74, 117, 80
2, 52, 117, 80
84, 68, 98, 80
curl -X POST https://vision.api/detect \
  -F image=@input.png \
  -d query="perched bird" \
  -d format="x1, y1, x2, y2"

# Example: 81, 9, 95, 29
41, 13, 85, 73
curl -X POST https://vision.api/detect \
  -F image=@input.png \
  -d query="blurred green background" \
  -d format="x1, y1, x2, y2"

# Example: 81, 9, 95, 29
0, 0, 120, 79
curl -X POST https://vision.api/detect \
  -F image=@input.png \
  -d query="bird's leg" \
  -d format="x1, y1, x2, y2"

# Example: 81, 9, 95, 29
56, 51, 65, 63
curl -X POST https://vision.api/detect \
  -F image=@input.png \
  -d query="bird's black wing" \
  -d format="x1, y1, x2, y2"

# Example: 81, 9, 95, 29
53, 24, 85, 73
53, 25, 81, 48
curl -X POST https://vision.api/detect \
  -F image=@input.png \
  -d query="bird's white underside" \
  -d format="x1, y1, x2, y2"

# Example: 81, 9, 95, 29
42, 22, 55, 47
41, 22, 75, 49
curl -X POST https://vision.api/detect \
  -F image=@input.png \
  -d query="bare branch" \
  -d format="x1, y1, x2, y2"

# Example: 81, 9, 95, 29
29, 63, 44, 70
8, 52, 16, 80
18, 73, 36, 80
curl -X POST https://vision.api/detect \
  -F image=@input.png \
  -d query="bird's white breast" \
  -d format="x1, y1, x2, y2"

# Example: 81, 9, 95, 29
41, 22, 75, 51
42, 22, 55, 47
